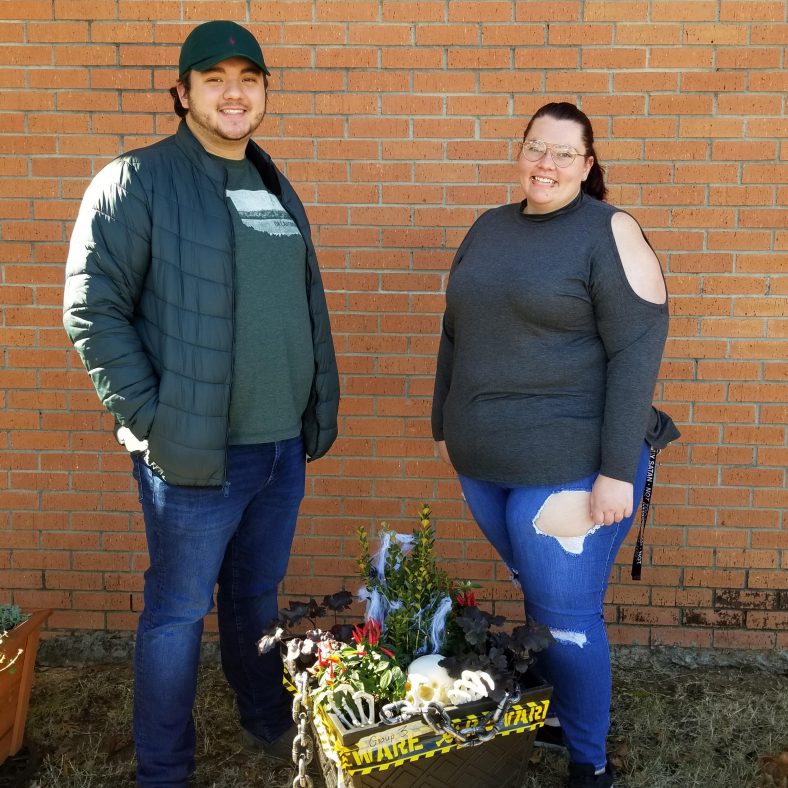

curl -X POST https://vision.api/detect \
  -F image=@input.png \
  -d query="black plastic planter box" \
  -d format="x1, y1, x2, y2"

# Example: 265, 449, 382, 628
308, 683, 553, 788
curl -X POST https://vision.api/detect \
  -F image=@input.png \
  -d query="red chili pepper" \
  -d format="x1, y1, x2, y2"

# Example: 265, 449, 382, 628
456, 590, 477, 607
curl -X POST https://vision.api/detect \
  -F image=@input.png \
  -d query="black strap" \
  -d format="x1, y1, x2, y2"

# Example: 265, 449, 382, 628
631, 446, 658, 581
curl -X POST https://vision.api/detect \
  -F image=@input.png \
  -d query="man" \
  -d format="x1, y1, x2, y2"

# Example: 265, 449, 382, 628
63, 21, 340, 786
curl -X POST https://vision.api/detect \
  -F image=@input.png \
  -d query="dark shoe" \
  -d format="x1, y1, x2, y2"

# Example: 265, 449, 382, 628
533, 722, 567, 752
242, 724, 296, 763
567, 761, 615, 787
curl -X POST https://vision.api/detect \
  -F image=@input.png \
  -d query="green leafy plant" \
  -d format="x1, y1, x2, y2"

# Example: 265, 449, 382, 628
0, 603, 28, 632
310, 619, 406, 716
357, 504, 457, 665
0, 605, 27, 676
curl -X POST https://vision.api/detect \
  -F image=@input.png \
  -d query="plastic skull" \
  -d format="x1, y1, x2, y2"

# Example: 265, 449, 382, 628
405, 654, 453, 707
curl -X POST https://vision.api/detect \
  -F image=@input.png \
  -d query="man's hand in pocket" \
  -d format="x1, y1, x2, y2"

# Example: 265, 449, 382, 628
116, 426, 149, 454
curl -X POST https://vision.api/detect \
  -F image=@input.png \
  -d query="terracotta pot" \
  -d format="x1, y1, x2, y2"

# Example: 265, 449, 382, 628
0, 610, 51, 766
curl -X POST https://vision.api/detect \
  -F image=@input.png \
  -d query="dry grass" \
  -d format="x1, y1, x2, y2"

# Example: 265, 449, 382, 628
7, 660, 788, 787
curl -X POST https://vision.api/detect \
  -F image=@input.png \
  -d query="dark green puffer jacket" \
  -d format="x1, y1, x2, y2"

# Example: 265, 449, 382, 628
63, 122, 339, 486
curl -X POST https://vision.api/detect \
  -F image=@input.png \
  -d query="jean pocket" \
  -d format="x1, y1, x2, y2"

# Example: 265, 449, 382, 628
131, 455, 143, 503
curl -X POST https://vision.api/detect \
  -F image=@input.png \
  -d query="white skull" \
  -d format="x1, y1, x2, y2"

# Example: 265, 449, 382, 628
405, 656, 496, 709
405, 654, 453, 707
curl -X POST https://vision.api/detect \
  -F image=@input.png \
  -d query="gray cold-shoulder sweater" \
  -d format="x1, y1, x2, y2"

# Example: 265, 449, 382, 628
431, 191, 669, 487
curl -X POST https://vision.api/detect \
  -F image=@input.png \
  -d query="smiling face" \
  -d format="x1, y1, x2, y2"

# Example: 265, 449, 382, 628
176, 56, 267, 160
517, 116, 594, 215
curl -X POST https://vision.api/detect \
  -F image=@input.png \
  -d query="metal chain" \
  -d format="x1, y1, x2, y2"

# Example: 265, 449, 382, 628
380, 685, 522, 746
291, 671, 315, 788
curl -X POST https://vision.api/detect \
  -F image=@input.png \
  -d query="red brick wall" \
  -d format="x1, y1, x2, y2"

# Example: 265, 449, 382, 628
1, 2, 786, 651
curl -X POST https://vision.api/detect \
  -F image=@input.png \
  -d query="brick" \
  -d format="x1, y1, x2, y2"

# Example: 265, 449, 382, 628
381, 46, 443, 69
616, 23, 680, 45
729, 340, 788, 359
747, 612, 788, 630
447, 47, 511, 69
751, 23, 788, 44
750, 571, 788, 591
606, 625, 650, 647
651, 627, 713, 648
0, 45, 53, 66
717, 548, 779, 568
685, 569, 746, 588
717, 94, 782, 115
649, 47, 713, 69
54, 44, 117, 66
619, 607, 678, 626
713, 630, 776, 649
651, 95, 714, 115
546, 71, 610, 93
683, 609, 745, 628
716, 590, 775, 609
744, 163, 788, 184
515, 48, 578, 70
717, 47, 783, 69
315, 1, 378, 22
721, 1, 784, 21
652, 1, 718, 20
685, 24, 748, 45
682, 72, 746, 92
587, 46, 646, 69
315, 46, 377, 69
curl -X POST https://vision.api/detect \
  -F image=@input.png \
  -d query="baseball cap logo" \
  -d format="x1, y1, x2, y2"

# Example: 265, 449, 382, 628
229, 36, 235, 45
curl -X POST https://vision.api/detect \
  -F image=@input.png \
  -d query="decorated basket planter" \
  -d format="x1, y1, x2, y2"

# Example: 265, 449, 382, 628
0, 609, 51, 767
265, 506, 555, 788
290, 669, 552, 788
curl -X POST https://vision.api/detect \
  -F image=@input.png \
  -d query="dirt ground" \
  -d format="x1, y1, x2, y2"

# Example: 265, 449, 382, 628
2, 659, 787, 788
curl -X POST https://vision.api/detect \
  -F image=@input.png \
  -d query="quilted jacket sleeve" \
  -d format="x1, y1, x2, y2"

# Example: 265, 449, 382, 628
63, 157, 159, 439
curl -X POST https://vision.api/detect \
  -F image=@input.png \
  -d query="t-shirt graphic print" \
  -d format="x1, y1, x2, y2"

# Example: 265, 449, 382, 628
226, 189, 303, 238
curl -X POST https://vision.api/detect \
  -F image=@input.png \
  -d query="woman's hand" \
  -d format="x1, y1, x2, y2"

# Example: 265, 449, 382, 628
436, 440, 452, 467
589, 474, 633, 525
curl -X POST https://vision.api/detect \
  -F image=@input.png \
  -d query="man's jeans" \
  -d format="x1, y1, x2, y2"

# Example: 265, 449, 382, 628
458, 442, 650, 771
131, 437, 305, 787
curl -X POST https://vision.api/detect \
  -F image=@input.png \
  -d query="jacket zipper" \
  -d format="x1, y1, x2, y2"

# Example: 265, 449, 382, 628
223, 167, 235, 496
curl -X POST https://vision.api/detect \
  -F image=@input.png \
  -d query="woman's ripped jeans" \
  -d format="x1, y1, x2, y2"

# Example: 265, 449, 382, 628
458, 441, 650, 770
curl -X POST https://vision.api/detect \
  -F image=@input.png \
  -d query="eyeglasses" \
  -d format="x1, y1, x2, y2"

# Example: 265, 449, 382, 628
519, 139, 584, 168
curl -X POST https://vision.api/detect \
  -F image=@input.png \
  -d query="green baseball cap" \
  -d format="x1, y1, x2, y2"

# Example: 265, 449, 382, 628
179, 21, 270, 78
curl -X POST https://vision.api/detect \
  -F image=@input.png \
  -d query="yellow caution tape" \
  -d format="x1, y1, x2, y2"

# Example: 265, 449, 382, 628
284, 670, 551, 776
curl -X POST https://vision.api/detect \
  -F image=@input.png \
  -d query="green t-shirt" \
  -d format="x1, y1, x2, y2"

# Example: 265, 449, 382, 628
220, 155, 314, 445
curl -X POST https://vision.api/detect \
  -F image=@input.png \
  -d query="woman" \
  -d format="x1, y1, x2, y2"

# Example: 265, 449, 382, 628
431, 102, 669, 787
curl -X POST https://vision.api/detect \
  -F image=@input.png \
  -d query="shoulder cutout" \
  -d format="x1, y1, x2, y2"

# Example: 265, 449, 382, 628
611, 212, 667, 305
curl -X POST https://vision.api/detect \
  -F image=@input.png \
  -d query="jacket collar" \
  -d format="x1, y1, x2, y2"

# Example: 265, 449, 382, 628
173, 120, 282, 197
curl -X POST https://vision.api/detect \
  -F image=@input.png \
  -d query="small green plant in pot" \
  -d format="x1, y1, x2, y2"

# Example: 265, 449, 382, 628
0, 604, 28, 676
0, 605, 51, 769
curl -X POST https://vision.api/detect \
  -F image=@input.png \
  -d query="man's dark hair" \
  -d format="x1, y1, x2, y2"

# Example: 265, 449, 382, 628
169, 70, 269, 119
170, 72, 191, 118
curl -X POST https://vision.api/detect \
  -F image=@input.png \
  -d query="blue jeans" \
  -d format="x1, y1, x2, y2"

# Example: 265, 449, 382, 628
131, 437, 305, 787
458, 442, 650, 771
